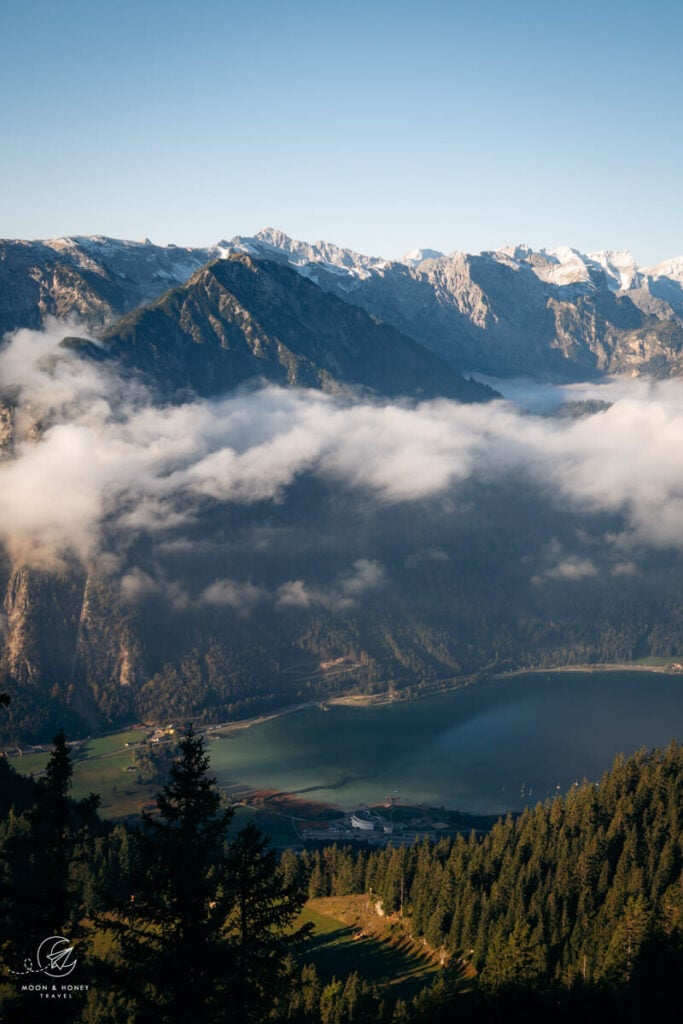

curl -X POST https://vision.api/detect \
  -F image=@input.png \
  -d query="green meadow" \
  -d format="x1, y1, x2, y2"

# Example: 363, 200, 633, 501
10, 728, 152, 817
297, 896, 440, 999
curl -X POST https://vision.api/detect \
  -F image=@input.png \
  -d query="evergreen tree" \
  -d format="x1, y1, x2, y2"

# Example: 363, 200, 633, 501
225, 821, 309, 1022
41, 731, 76, 934
99, 725, 308, 1024
0, 731, 97, 949
0, 732, 98, 1024
101, 725, 235, 1024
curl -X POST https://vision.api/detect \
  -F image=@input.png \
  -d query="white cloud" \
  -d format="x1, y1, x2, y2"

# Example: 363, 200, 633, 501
5, 326, 683, 577
120, 567, 158, 602
201, 578, 264, 611
544, 556, 598, 581
276, 559, 384, 611
276, 579, 311, 609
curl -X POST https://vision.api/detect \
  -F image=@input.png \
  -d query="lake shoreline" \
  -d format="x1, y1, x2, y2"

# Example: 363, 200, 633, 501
319, 661, 683, 714
12, 664, 683, 820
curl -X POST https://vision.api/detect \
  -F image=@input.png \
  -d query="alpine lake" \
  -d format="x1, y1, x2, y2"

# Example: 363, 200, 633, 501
207, 668, 683, 816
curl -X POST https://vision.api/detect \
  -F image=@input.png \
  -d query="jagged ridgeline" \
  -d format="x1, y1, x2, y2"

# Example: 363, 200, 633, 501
89, 255, 492, 401
4, 229, 683, 378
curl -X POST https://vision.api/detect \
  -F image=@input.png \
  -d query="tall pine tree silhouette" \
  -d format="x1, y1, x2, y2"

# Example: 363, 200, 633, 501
103, 724, 308, 1024
106, 725, 235, 1024
0, 731, 98, 1024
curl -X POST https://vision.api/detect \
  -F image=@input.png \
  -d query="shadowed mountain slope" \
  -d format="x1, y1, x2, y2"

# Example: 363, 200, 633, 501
93, 255, 493, 402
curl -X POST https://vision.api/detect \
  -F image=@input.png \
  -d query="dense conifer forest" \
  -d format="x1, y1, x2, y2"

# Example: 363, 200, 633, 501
297, 743, 683, 1020
0, 708, 682, 1022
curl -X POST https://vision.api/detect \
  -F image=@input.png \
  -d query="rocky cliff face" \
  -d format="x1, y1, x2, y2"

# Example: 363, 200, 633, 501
0, 236, 217, 335
2, 566, 87, 687
0, 563, 89, 737
72, 575, 141, 719
0, 402, 13, 459
223, 231, 683, 380
0, 561, 143, 738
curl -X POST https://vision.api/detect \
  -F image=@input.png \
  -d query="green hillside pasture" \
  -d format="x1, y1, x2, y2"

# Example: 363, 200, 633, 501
6, 749, 48, 776
76, 729, 147, 758
298, 895, 439, 999
66, 749, 157, 817
11, 729, 146, 775
633, 656, 683, 666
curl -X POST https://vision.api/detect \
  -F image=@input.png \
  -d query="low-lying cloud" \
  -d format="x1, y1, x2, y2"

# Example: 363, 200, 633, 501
4, 325, 683, 580
276, 559, 384, 612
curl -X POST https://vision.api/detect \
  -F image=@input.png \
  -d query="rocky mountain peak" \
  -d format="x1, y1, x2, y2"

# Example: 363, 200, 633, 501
97, 253, 492, 403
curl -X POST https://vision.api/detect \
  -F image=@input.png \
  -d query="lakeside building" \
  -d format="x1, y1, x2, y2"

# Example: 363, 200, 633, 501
350, 811, 377, 831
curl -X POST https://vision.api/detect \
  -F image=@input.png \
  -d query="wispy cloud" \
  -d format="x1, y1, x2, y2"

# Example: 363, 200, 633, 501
201, 578, 264, 612
276, 559, 384, 611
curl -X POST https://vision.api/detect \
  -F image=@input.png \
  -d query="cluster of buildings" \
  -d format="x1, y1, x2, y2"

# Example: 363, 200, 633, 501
147, 724, 176, 744
299, 807, 450, 846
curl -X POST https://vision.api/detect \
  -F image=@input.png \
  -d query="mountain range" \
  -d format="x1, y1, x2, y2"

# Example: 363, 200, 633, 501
4, 228, 683, 379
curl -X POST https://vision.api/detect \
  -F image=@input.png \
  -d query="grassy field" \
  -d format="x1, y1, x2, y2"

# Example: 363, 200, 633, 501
10, 729, 153, 818
7, 749, 51, 776
77, 729, 147, 757
11, 729, 146, 773
66, 751, 158, 817
8, 729, 304, 830
296, 895, 440, 999
633, 656, 683, 666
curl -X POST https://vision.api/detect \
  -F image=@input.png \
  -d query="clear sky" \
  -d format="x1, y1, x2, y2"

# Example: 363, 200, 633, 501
1, 0, 682, 265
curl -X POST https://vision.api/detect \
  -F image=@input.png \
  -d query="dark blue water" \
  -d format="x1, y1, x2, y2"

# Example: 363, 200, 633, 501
208, 671, 683, 814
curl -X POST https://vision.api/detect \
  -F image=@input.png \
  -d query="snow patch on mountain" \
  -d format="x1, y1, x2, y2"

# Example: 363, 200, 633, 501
587, 250, 640, 291
493, 244, 642, 292
219, 227, 391, 281
645, 255, 683, 284
401, 248, 444, 267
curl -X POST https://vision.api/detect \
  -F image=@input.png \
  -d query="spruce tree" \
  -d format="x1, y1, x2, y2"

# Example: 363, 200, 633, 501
103, 725, 235, 1024
0, 731, 93, 949
225, 820, 309, 1022
101, 725, 308, 1024
0, 731, 97, 1024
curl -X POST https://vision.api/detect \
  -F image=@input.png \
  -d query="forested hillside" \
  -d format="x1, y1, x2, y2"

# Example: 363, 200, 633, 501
1, 728, 681, 1022
7, 460, 683, 747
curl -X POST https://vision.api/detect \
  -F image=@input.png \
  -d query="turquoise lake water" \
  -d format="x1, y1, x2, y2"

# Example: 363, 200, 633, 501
207, 671, 683, 815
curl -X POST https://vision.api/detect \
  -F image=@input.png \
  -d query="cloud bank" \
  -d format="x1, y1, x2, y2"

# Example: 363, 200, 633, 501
3, 326, 683, 580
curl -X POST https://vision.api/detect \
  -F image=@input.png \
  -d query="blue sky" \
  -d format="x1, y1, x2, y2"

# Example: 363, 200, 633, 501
1, 0, 682, 264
